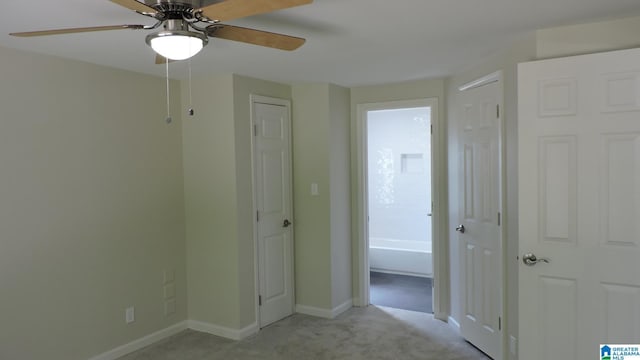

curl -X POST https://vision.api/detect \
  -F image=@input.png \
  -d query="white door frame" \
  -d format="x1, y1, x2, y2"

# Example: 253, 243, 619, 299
249, 94, 295, 328
458, 70, 506, 358
355, 97, 448, 320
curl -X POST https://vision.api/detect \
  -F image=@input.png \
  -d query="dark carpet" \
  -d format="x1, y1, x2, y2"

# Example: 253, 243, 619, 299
370, 271, 433, 313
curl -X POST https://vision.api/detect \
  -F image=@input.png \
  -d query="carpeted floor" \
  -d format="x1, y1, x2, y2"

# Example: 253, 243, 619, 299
370, 271, 433, 313
118, 306, 489, 360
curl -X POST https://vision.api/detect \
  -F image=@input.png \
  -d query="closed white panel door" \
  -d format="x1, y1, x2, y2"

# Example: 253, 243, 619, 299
458, 81, 502, 360
518, 48, 640, 360
253, 101, 294, 328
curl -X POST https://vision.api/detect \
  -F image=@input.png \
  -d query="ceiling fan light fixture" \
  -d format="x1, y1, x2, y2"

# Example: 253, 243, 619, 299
146, 30, 208, 61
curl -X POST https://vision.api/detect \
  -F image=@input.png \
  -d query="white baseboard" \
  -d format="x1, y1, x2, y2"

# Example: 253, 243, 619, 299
448, 316, 461, 333
90, 319, 259, 360
332, 299, 353, 317
187, 320, 258, 341
88, 321, 188, 360
295, 304, 333, 318
296, 299, 353, 319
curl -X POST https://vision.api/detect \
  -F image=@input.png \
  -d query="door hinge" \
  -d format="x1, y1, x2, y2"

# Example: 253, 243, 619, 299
256, 211, 259, 222
498, 212, 501, 226
430, 124, 433, 134
499, 316, 502, 331
254, 124, 258, 136
258, 295, 262, 306
496, 104, 500, 118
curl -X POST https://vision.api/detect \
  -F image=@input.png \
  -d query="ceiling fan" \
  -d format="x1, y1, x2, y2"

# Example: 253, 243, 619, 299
9, 0, 313, 62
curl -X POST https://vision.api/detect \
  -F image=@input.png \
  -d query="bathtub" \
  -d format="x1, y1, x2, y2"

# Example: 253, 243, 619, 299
369, 237, 432, 277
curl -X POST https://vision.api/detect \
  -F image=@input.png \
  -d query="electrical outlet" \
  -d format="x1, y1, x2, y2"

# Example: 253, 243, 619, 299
311, 183, 319, 196
125, 306, 135, 324
510, 335, 517, 355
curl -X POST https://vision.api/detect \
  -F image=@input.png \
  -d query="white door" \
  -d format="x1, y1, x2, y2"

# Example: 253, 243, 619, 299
458, 79, 503, 360
518, 48, 640, 360
252, 97, 294, 328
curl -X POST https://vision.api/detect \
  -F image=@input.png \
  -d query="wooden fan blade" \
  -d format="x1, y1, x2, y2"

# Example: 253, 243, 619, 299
210, 25, 305, 51
110, 0, 157, 15
199, 0, 313, 22
10, 24, 144, 37
155, 55, 176, 64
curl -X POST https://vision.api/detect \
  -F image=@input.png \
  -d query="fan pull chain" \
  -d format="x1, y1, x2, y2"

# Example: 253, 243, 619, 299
165, 59, 172, 124
187, 56, 194, 116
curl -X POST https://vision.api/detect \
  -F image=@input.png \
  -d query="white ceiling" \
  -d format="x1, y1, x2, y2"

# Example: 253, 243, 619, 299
2, 0, 640, 87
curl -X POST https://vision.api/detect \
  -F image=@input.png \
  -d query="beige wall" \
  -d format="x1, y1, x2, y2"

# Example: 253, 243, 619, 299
349, 79, 446, 304
537, 15, 640, 59
329, 84, 353, 308
291, 83, 333, 309
182, 74, 239, 327
0, 46, 187, 360
291, 83, 352, 311
183, 73, 291, 329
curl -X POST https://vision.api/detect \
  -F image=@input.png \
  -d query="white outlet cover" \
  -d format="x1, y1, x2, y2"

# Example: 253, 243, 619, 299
311, 183, 319, 196
125, 307, 135, 324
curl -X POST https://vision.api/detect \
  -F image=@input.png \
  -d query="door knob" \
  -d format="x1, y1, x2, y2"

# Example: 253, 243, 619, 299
522, 253, 550, 266
283, 219, 292, 228
455, 224, 465, 233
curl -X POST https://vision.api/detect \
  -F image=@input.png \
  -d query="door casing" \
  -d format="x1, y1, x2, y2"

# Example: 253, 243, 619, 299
355, 97, 447, 319
250, 94, 295, 329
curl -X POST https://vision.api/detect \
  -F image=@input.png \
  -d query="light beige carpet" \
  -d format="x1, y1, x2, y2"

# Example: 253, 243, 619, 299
118, 306, 490, 360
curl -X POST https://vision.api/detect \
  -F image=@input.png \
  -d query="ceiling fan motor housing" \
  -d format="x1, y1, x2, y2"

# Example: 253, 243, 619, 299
145, 17, 209, 60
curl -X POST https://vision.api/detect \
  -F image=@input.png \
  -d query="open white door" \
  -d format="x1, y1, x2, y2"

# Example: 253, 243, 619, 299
518, 48, 640, 359
458, 76, 503, 360
252, 96, 294, 328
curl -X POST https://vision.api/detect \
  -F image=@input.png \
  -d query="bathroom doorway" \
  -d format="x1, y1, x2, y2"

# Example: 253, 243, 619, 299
366, 105, 433, 313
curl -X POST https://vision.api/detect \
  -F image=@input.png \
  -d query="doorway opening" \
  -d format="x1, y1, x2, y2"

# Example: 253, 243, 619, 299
366, 106, 433, 313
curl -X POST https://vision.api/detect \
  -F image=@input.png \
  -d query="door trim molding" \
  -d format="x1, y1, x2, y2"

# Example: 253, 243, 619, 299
458, 71, 502, 92
354, 97, 448, 320
249, 94, 295, 329
458, 70, 505, 360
